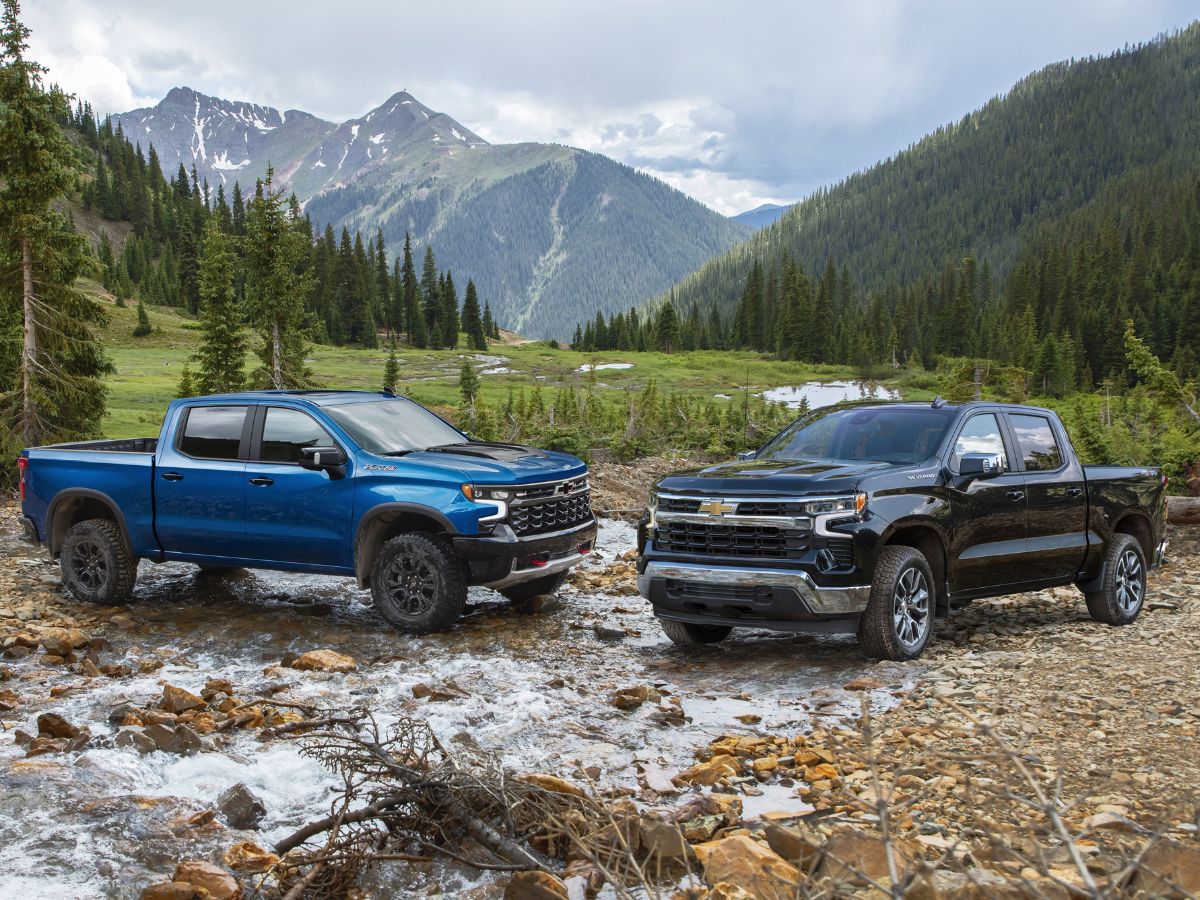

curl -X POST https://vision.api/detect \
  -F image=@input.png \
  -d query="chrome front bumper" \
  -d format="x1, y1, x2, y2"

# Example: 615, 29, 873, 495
638, 560, 871, 616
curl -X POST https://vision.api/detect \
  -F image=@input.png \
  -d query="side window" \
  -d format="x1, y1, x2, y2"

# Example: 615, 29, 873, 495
178, 406, 247, 460
951, 414, 1007, 472
259, 408, 336, 464
1009, 414, 1063, 471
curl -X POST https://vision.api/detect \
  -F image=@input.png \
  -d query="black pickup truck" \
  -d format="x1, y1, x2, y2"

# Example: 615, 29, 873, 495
637, 400, 1168, 660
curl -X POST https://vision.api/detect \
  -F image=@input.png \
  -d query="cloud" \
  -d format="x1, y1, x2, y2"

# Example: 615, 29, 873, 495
21, 0, 1200, 214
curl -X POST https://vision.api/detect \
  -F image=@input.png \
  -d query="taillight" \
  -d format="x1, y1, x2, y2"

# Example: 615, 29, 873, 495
17, 456, 27, 501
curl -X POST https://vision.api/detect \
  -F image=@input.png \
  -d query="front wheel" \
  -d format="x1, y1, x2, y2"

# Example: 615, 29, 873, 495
1083, 533, 1146, 626
60, 518, 138, 605
370, 533, 466, 634
659, 618, 732, 646
858, 545, 934, 661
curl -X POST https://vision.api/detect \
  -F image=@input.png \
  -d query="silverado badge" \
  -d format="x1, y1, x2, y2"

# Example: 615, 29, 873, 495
698, 500, 735, 516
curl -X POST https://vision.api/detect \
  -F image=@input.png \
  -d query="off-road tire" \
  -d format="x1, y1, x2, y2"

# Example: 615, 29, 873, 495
1084, 533, 1146, 626
659, 618, 732, 646
858, 545, 934, 661
60, 518, 138, 605
499, 571, 568, 603
370, 532, 466, 634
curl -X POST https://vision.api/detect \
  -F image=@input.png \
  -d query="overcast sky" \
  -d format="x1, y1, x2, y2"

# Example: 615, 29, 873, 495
25, 0, 1200, 215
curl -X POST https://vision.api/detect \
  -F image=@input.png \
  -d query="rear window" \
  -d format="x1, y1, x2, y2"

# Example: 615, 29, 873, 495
1009, 414, 1063, 471
178, 406, 246, 460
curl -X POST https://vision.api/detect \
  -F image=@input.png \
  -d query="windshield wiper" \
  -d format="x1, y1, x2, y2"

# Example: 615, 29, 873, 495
380, 449, 415, 457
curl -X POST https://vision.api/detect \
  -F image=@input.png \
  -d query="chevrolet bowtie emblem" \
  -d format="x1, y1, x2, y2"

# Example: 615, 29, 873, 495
698, 500, 735, 516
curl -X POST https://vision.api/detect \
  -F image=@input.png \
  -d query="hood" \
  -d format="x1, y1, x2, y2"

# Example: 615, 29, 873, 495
367, 443, 588, 485
656, 456, 895, 496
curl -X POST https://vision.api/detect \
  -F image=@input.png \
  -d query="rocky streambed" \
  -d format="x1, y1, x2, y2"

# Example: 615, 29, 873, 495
0, 512, 910, 898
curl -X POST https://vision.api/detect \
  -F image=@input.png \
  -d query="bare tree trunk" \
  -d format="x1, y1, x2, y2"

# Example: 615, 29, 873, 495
271, 320, 283, 389
21, 238, 37, 446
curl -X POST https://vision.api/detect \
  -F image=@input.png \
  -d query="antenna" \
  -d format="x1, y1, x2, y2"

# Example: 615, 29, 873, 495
931, 395, 947, 409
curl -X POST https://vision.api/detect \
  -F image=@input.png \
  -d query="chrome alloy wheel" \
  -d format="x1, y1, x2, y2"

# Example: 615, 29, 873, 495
892, 566, 930, 648
1114, 548, 1144, 614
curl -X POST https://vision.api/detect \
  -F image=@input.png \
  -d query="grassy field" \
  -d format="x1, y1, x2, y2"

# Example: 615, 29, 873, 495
98, 302, 893, 439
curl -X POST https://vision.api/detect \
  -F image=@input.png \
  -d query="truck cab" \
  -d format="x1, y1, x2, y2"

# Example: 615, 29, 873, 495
19, 390, 596, 633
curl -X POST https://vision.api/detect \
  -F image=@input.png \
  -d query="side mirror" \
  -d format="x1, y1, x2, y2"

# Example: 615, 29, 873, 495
959, 452, 1003, 478
737, 450, 758, 461
300, 446, 347, 471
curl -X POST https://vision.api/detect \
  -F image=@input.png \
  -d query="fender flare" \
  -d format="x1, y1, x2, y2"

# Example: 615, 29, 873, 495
46, 488, 134, 558
353, 502, 460, 586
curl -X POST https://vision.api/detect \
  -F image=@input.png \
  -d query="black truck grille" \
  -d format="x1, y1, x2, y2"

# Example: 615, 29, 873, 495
510, 491, 593, 537
657, 521, 807, 559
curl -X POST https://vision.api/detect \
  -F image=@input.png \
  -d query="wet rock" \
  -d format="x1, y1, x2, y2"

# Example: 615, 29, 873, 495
3, 644, 32, 659
610, 684, 661, 710
516, 773, 588, 798
145, 722, 203, 755
0, 687, 19, 712
288, 648, 357, 673
504, 870, 569, 899
411, 680, 470, 701
108, 703, 141, 725
640, 817, 691, 861
593, 622, 626, 641
12, 728, 33, 748
842, 676, 885, 691
172, 860, 240, 900
217, 783, 266, 830
201, 678, 233, 700
25, 736, 69, 756
139, 883, 204, 900
115, 727, 157, 754
223, 840, 279, 873
80, 657, 101, 677
693, 835, 801, 899
674, 754, 740, 787
161, 684, 205, 714
39, 627, 87, 656
36, 712, 84, 739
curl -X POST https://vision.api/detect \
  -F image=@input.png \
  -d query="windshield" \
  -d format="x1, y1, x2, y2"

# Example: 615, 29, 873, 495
324, 399, 466, 455
756, 405, 956, 464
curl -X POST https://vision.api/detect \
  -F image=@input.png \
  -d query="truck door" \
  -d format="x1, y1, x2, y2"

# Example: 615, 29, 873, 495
155, 405, 250, 558
946, 411, 1028, 594
1005, 412, 1088, 584
242, 406, 356, 570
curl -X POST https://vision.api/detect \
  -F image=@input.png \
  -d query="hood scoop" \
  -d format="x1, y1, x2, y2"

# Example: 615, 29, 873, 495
423, 442, 548, 462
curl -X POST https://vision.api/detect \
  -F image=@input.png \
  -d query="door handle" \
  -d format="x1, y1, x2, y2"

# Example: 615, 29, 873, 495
161, 472, 183, 482
1066, 487, 1083, 497
249, 477, 274, 486
1005, 489, 1025, 501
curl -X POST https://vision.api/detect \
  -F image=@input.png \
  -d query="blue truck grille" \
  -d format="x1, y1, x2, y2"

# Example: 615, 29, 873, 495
509, 491, 593, 537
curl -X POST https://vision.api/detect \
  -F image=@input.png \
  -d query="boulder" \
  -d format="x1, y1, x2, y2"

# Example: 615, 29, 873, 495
223, 840, 279, 873
610, 684, 661, 709
1135, 839, 1200, 895
503, 870, 569, 899
145, 722, 203, 755
36, 712, 83, 739
411, 680, 470, 701
115, 727, 157, 754
218, 783, 267, 830
161, 684, 205, 714
139, 883, 203, 900
172, 860, 239, 900
202, 678, 234, 700
693, 835, 801, 900
640, 817, 692, 861
764, 822, 822, 868
39, 628, 87, 656
818, 828, 916, 885
288, 649, 357, 673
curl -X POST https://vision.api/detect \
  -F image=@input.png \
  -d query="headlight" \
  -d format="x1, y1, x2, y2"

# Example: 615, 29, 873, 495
805, 493, 867, 516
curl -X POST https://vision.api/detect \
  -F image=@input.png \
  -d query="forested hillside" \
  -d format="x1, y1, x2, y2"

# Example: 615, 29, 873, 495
661, 24, 1200, 317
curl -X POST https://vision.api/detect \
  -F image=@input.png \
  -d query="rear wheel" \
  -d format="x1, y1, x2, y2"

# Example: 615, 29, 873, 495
370, 533, 466, 634
60, 518, 138, 605
499, 571, 568, 603
858, 545, 934, 660
659, 618, 732, 646
1083, 533, 1146, 626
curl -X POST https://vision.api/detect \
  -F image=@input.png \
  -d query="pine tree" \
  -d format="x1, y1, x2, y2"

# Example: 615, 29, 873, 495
482, 300, 496, 342
420, 244, 440, 342
177, 362, 196, 398
244, 166, 312, 388
193, 219, 244, 393
441, 272, 459, 349
462, 278, 486, 350
400, 233, 422, 345
132, 298, 152, 336
459, 358, 480, 405
0, 0, 112, 446
655, 302, 680, 353
382, 341, 400, 393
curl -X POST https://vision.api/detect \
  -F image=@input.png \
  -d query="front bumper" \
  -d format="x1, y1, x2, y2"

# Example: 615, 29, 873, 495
638, 560, 871, 633
454, 519, 597, 589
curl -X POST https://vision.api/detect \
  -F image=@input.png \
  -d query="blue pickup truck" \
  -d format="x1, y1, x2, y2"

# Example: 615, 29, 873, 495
17, 390, 596, 633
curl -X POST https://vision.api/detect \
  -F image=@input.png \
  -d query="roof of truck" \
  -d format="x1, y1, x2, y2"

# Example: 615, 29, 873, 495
176, 390, 399, 407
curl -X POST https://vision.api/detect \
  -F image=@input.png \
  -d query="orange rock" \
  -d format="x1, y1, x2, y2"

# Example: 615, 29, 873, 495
693, 835, 801, 900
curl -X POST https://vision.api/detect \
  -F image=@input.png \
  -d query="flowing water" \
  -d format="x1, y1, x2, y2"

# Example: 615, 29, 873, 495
0, 518, 912, 898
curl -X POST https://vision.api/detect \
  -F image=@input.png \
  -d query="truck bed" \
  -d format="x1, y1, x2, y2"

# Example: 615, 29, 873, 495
40, 437, 159, 453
